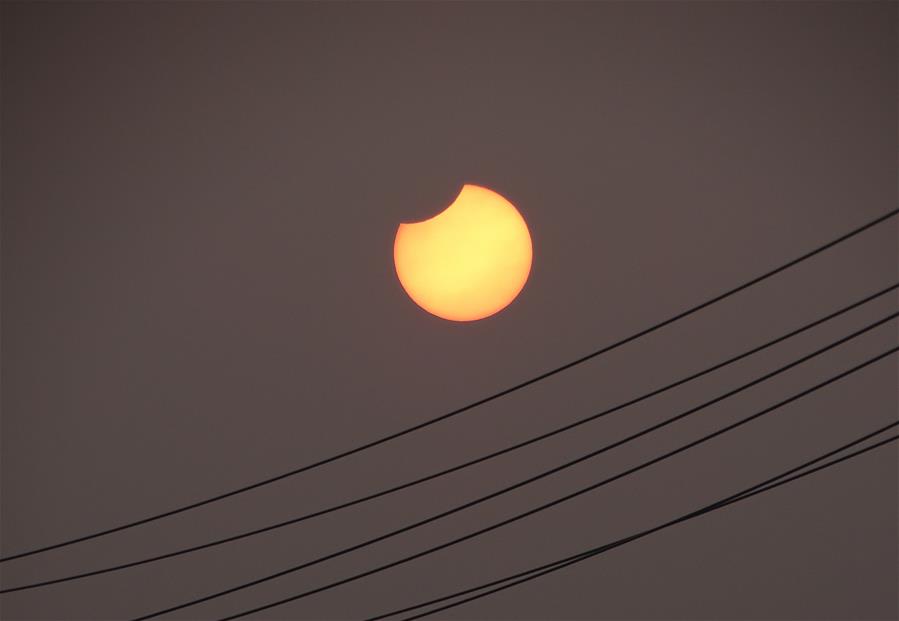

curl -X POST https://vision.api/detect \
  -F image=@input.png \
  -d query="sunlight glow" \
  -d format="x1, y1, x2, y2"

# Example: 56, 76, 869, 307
394, 184, 532, 322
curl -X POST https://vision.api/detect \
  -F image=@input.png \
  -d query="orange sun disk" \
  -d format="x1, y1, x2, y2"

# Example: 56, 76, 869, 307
393, 184, 533, 321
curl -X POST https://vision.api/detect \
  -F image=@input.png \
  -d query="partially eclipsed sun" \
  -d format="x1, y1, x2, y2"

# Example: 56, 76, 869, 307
394, 184, 533, 322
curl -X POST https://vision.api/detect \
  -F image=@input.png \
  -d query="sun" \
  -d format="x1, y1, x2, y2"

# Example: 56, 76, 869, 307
393, 184, 533, 322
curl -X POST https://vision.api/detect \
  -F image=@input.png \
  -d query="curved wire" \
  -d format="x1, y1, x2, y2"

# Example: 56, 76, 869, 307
2, 208, 895, 564
131, 320, 897, 620
371, 424, 898, 621
213, 344, 898, 621
3, 282, 893, 593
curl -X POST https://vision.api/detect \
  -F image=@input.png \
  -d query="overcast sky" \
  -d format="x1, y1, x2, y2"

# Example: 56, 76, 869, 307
2, 2, 897, 620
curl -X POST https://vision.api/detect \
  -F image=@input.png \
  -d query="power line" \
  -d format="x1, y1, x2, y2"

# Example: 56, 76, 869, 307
134, 336, 897, 620
369, 421, 898, 620
2, 208, 894, 564
372, 424, 899, 621
214, 345, 897, 621
4, 282, 893, 593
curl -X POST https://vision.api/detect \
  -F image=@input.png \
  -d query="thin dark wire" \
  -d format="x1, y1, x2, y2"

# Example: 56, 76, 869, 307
371, 421, 898, 620
3, 208, 894, 564
214, 345, 898, 621
384, 427, 899, 621
5, 284, 893, 593
141, 337, 896, 620
128, 316, 895, 619
211, 346, 898, 621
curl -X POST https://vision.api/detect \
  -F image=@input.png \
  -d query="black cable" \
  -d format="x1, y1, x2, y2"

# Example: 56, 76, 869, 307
369, 421, 898, 620
4, 283, 893, 594
380, 426, 899, 621
133, 327, 896, 620
211, 345, 898, 621
3, 208, 894, 564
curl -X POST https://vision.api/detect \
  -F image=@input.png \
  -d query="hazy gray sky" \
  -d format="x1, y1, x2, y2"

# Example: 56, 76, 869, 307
2, 2, 896, 620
